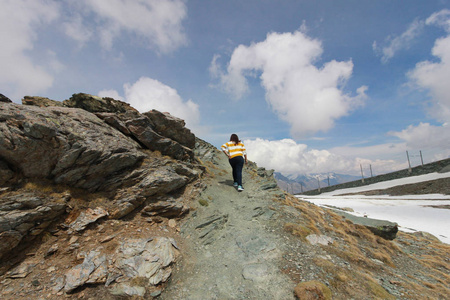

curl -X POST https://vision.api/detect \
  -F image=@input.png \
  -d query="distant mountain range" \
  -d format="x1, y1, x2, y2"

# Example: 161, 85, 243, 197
274, 172, 361, 194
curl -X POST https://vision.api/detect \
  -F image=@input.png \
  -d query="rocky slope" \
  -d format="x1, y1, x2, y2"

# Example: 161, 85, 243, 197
0, 94, 449, 299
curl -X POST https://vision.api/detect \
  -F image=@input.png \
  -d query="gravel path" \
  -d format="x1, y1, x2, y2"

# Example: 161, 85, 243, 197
161, 156, 295, 299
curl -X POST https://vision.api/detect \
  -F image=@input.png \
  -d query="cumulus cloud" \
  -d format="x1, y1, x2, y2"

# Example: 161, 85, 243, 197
79, 0, 188, 53
389, 122, 450, 152
408, 10, 450, 123
373, 19, 424, 63
99, 77, 201, 132
244, 138, 403, 177
0, 0, 60, 100
212, 30, 367, 138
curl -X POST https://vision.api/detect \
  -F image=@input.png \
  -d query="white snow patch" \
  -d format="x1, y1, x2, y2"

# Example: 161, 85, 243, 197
297, 172, 450, 244
321, 172, 450, 196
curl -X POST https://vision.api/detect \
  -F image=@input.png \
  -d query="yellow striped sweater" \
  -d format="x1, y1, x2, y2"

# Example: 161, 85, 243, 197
221, 141, 247, 159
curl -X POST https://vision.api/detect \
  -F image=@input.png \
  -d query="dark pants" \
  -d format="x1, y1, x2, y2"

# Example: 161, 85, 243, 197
229, 156, 244, 186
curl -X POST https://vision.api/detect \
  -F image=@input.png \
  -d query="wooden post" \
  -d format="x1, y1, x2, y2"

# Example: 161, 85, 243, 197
420, 150, 424, 166
317, 177, 321, 193
370, 164, 373, 177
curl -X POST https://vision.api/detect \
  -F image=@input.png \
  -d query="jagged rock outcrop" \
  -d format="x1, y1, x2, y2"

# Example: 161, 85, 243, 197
0, 102, 145, 190
0, 93, 203, 266
63, 93, 138, 113
144, 109, 195, 149
0, 192, 67, 259
22, 96, 64, 107
62, 237, 179, 295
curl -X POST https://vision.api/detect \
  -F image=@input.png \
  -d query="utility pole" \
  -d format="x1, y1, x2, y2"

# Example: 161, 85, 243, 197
327, 174, 330, 187
317, 177, 321, 193
370, 164, 373, 177
420, 150, 424, 166
406, 151, 412, 173
360, 164, 365, 183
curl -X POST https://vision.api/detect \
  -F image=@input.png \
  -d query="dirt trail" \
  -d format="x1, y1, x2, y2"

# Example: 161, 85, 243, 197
161, 155, 295, 299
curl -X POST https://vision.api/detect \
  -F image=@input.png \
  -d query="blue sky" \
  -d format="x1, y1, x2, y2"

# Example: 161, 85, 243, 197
1, 0, 450, 176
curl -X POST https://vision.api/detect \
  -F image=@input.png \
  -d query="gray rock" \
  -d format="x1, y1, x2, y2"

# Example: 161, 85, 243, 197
63, 93, 138, 113
6, 262, 37, 278
306, 234, 334, 245
67, 207, 108, 234
0, 103, 145, 191
142, 200, 189, 218
138, 167, 189, 197
260, 181, 278, 190
62, 237, 178, 294
109, 283, 146, 297
126, 116, 194, 161
334, 210, 398, 240
45, 243, 59, 257
64, 249, 108, 292
0, 192, 66, 259
144, 110, 195, 149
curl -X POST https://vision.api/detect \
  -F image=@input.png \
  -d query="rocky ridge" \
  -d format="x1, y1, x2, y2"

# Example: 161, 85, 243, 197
1, 94, 201, 298
0, 94, 449, 299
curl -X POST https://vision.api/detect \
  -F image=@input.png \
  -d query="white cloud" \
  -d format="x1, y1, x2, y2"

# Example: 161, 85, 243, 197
389, 122, 450, 152
408, 9, 450, 123
100, 77, 201, 133
244, 138, 402, 177
213, 30, 367, 138
81, 0, 188, 53
98, 89, 125, 101
62, 13, 93, 47
426, 9, 450, 31
374, 19, 424, 63
0, 0, 60, 101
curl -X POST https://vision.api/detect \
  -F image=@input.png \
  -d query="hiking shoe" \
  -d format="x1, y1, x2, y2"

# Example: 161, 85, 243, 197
238, 185, 244, 192
233, 182, 238, 187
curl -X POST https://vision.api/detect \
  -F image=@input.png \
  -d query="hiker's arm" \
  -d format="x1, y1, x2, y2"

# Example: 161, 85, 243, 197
222, 150, 230, 159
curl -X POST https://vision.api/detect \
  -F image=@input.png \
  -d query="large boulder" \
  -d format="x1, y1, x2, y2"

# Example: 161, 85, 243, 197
0, 103, 145, 191
123, 115, 194, 161
63, 93, 138, 113
334, 210, 398, 240
144, 110, 195, 149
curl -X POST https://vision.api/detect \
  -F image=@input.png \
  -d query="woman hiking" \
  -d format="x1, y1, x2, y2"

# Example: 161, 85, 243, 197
221, 134, 248, 191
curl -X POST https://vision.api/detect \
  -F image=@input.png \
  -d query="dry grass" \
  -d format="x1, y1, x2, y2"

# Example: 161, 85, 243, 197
284, 223, 311, 240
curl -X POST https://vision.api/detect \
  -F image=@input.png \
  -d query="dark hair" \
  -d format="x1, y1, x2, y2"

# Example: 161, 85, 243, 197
230, 134, 239, 144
